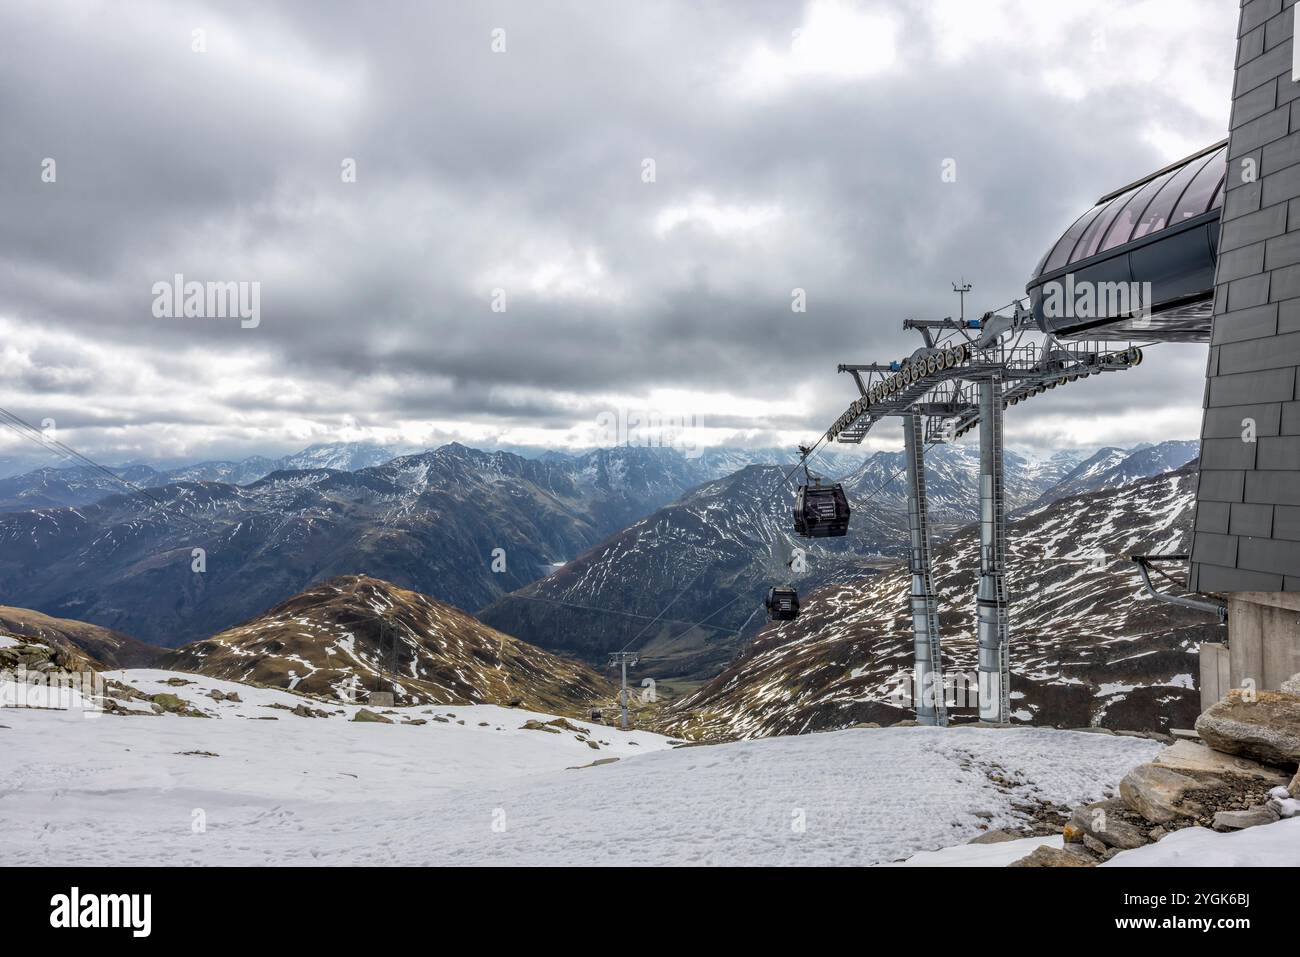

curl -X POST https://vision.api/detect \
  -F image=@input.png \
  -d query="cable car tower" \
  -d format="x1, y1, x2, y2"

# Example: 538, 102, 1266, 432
608, 650, 639, 729
826, 285, 1147, 724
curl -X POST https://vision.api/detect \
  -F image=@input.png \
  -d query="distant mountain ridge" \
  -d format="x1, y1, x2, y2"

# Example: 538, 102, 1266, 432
0, 444, 736, 647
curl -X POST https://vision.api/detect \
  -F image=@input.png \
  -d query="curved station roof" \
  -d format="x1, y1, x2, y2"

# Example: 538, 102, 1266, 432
1026, 140, 1226, 342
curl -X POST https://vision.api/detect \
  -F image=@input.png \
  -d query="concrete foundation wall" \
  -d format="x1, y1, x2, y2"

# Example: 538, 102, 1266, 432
1199, 641, 1231, 711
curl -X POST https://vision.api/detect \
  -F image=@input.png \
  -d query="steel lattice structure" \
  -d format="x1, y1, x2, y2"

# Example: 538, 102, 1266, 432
823, 299, 1148, 724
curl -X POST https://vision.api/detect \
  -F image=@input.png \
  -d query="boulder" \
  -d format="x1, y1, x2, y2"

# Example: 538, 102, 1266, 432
1068, 799, 1149, 850
1120, 764, 1217, 824
967, 829, 1021, 845
351, 708, 392, 724
1195, 690, 1300, 767
1267, 787, 1300, 818
1153, 739, 1290, 783
1212, 806, 1279, 831
150, 693, 188, 713
1009, 846, 1095, 867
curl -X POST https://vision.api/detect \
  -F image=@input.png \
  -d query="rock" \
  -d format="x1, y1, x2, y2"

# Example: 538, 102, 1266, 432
967, 829, 1020, 845
403, 718, 427, 726
1152, 739, 1289, 784
1267, 787, 1300, 818
1290, 769, 1299, 798
150, 692, 188, 713
1068, 799, 1148, 850
1120, 764, 1217, 824
161, 677, 193, 686
586, 740, 600, 750
1170, 728, 1200, 741
351, 709, 392, 724
1212, 806, 1280, 831
1082, 834, 1107, 856
224, 692, 241, 703
544, 718, 588, 734
1009, 846, 1095, 868
1195, 690, 1300, 767
1280, 672, 1300, 696
520, 719, 561, 734
565, 757, 620, 770
207, 689, 226, 701
1148, 826, 1168, 842
850, 722, 882, 729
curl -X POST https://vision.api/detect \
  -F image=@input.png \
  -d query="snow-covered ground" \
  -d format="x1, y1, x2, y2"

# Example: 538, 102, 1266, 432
1, 670, 1170, 865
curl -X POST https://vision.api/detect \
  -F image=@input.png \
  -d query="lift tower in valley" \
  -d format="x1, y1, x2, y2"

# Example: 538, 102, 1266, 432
608, 651, 639, 729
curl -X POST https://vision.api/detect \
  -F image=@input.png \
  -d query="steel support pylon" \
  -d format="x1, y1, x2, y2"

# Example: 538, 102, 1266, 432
976, 377, 1010, 723
903, 413, 947, 726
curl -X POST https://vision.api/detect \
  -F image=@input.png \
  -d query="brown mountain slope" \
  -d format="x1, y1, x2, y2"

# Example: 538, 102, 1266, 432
0, 605, 160, 669
666, 464, 1221, 740
157, 575, 614, 714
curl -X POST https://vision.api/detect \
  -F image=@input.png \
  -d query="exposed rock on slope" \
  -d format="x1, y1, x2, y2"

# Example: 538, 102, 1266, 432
157, 575, 613, 714
0, 606, 158, 668
667, 464, 1219, 739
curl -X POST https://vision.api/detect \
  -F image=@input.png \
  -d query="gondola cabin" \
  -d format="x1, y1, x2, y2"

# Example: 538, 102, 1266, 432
794, 483, 851, 538
766, 586, 800, 621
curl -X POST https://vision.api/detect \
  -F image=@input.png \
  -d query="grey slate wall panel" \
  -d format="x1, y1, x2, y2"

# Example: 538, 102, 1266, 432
1194, 0, 1300, 592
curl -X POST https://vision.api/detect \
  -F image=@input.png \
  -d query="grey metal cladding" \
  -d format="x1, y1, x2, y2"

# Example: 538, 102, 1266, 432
1211, 302, 1278, 344
1275, 504, 1300, 539
1244, 468, 1300, 506
1239, 534, 1300, 573
1197, 469, 1246, 503
1207, 367, 1295, 406
1230, 501, 1275, 536
1202, 402, 1281, 437
1194, 0, 1300, 587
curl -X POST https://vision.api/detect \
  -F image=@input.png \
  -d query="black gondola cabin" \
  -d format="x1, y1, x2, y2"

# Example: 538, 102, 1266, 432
794, 483, 850, 538
766, 586, 800, 621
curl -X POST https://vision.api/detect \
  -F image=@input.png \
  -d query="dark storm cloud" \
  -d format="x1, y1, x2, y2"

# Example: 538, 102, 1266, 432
0, 0, 1236, 459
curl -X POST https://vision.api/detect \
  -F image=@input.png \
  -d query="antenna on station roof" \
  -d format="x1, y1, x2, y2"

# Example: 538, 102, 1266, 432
952, 279, 972, 324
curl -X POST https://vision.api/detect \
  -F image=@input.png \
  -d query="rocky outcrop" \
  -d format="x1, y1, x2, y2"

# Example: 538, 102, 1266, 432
1023, 684, 1300, 866
1119, 765, 1217, 825
1009, 845, 1095, 867
1195, 690, 1300, 767
1066, 799, 1149, 850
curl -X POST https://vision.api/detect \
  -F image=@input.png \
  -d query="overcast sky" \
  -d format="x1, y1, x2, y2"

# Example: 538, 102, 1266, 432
0, 0, 1238, 465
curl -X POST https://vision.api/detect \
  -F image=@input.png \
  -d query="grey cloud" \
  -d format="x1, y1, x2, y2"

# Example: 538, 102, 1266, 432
0, 1, 1233, 461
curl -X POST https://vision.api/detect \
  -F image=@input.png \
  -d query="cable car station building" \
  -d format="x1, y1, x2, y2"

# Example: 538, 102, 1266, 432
1190, 0, 1300, 704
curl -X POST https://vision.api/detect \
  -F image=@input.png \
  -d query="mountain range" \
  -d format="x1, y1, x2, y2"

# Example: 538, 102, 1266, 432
0, 438, 1198, 668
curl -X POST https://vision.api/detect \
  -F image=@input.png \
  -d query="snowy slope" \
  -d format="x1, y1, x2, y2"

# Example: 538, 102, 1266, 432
0, 684, 1162, 866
